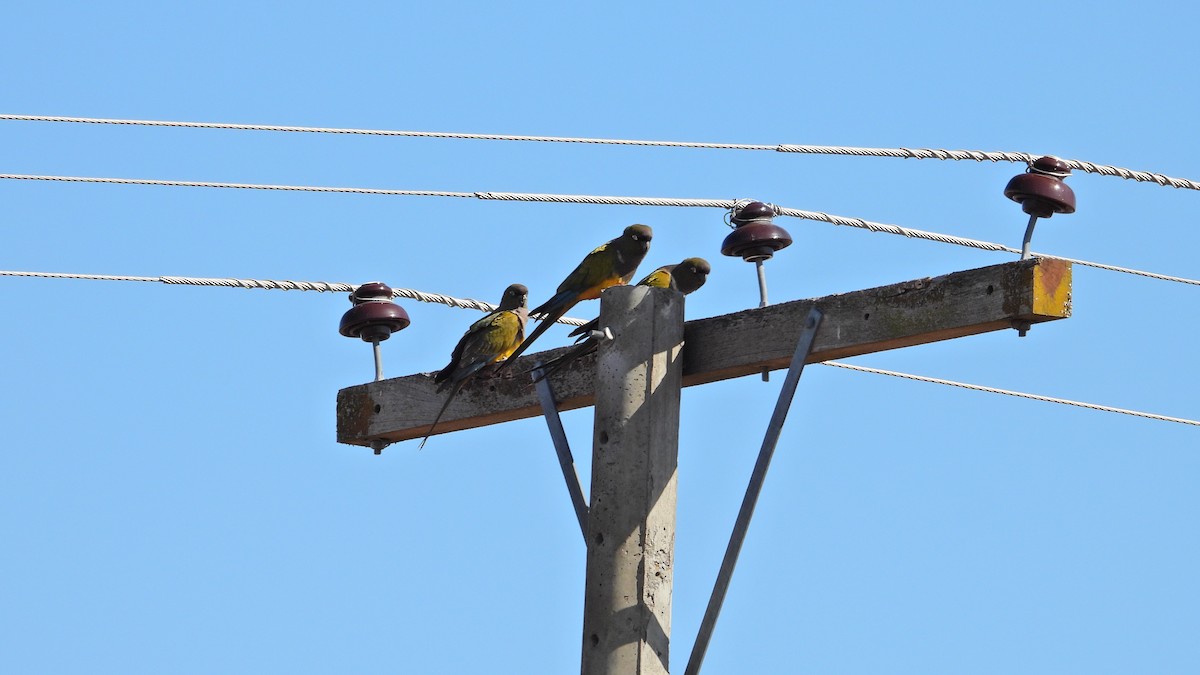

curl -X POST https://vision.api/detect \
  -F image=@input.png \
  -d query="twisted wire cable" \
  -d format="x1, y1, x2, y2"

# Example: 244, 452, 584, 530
0, 172, 476, 197
0, 269, 589, 325
3, 273, 1195, 426
770, 205, 1200, 286
4, 113, 1198, 191
823, 361, 1200, 427
2, 173, 1195, 286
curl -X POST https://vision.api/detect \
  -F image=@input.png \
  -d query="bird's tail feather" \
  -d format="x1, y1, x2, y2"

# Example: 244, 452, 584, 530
529, 340, 599, 383
529, 352, 569, 384
530, 291, 573, 319
420, 378, 467, 449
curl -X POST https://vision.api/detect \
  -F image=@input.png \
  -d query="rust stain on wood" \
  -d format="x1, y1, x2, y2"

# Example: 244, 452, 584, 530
1033, 258, 1072, 318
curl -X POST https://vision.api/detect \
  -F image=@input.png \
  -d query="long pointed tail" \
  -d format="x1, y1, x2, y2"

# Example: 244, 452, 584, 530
420, 378, 467, 449
529, 352, 570, 384
530, 339, 598, 383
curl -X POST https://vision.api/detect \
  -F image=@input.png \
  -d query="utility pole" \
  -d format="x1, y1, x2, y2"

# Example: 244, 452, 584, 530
335, 257, 1072, 673
580, 285, 683, 675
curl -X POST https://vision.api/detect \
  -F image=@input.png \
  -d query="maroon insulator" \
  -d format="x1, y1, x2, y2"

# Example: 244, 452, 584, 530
1004, 156, 1077, 219
339, 281, 410, 343
730, 201, 777, 225
721, 201, 793, 262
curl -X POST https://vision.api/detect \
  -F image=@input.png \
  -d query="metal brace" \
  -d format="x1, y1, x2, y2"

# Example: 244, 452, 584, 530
684, 306, 824, 675
532, 362, 590, 541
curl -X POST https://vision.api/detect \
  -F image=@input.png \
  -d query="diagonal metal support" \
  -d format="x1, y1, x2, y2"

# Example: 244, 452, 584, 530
532, 363, 590, 541
684, 306, 824, 675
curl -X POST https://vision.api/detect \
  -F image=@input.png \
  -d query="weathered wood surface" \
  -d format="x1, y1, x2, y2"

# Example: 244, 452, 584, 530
337, 258, 1071, 448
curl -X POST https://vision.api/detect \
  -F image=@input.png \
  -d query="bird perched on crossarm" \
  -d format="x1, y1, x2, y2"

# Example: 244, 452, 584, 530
421, 283, 529, 448
532, 257, 711, 382
499, 224, 653, 369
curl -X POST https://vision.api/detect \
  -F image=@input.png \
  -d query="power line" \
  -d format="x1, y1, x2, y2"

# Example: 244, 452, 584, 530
4, 270, 1194, 428
3, 113, 1199, 191
823, 361, 1200, 428
0, 269, 590, 326
2, 172, 1196, 287
0, 113, 776, 149
0, 172, 476, 198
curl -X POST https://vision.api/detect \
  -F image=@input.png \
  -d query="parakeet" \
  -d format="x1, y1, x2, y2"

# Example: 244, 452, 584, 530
420, 283, 529, 448
532, 257, 711, 382
500, 224, 652, 368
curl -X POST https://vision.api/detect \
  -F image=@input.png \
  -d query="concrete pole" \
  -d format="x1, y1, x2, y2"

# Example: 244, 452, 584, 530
581, 286, 684, 675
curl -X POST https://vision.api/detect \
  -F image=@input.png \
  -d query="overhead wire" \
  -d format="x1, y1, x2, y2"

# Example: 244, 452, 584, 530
5, 259, 1192, 428
2, 172, 1196, 287
3, 113, 1199, 191
0, 172, 476, 198
3, 114, 1194, 431
3, 269, 1190, 429
822, 361, 1200, 428
0, 269, 590, 326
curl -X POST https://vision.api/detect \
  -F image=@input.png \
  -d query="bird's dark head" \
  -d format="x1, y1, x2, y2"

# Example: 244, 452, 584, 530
622, 224, 653, 255
500, 283, 529, 308
675, 257, 712, 294
624, 224, 653, 244
683, 257, 711, 276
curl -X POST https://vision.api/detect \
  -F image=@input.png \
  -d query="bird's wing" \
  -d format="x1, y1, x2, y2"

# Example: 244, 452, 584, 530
459, 309, 525, 370
636, 266, 676, 290
424, 309, 524, 446
558, 242, 630, 302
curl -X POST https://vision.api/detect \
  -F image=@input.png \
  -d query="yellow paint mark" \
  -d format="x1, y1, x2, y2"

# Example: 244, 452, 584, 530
1032, 260, 1072, 317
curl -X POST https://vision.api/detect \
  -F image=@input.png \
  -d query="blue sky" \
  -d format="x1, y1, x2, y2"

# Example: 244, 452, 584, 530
2, 2, 1198, 673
